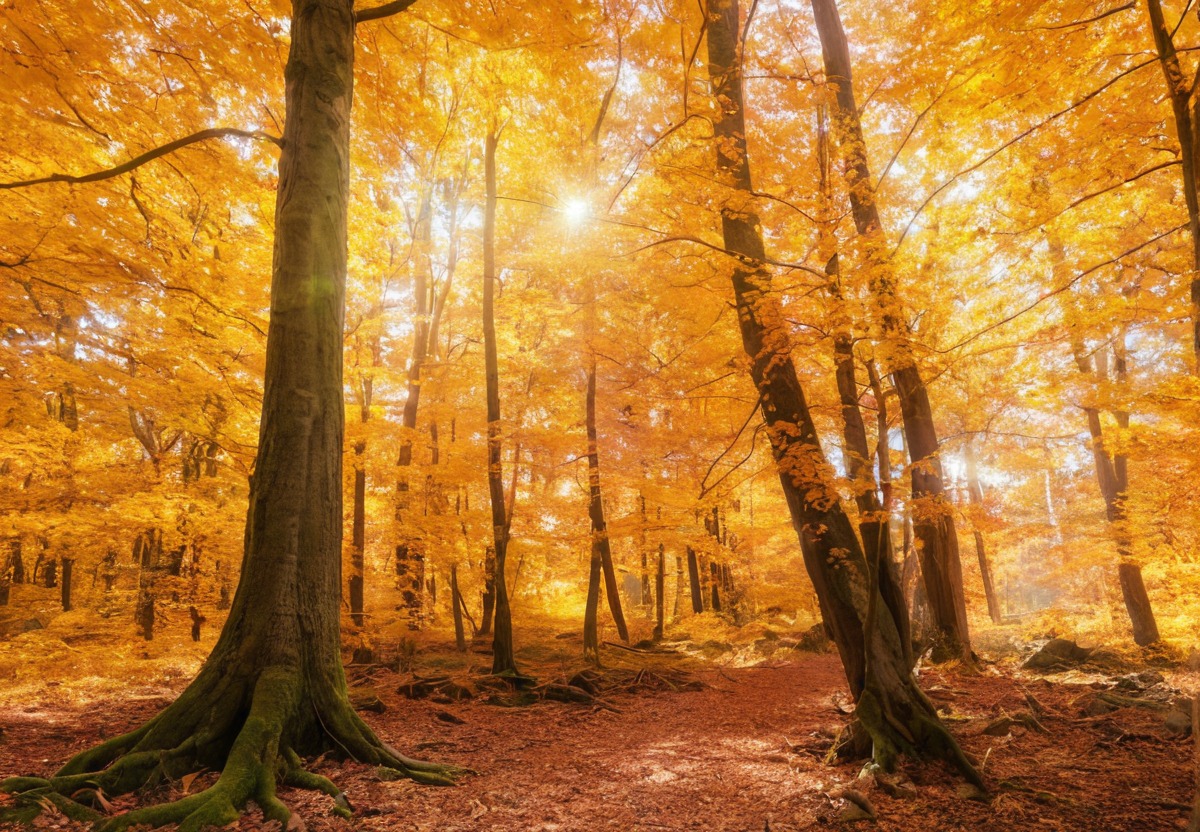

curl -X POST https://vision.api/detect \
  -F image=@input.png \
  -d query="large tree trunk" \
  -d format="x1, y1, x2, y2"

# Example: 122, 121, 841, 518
0, 5, 459, 829
483, 128, 517, 676
810, 0, 971, 662
1144, 0, 1200, 366
703, 0, 980, 785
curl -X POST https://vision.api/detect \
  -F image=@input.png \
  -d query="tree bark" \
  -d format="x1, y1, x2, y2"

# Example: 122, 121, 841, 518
810, 0, 971, 662
704, 0, 980, 785
450, 564, 466, 652
483, 128, 517, 675
60, 558, 72, 612
0, 5, 460, 828
654, 543, 665, 641
685, 546, 703, 614
586, 357, 629, 642
1144, 0, 1200, 366
479, 545, 496, 637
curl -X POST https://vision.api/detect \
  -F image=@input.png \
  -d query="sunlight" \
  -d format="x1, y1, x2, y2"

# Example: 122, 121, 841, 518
563, 198, 590, 226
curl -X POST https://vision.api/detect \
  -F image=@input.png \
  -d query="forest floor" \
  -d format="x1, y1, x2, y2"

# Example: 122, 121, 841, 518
0, 622, 1195, 832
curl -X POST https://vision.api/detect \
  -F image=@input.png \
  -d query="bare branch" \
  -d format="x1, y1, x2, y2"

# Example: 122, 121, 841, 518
0, 128, 282, 190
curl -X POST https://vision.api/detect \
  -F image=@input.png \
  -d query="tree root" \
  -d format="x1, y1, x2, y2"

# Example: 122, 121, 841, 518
1, 666, 466, 829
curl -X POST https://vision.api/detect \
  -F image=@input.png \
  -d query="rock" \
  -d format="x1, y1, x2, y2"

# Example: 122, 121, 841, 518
1165, 709, 1192, 737
1022, 638, 1092, 671
1084, 696, 1118, 717
22, 618, 44, 632
760, 629, 780, 641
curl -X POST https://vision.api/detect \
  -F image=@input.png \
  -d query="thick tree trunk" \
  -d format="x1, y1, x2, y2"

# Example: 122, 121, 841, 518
0, 5, 459, 829
483, 128, 517, 676
9, 539, 24, 585
963, 442, 1003, 624
810, 0, 971, 662
704, 0, 980, 785
1144, 0, 1200, 365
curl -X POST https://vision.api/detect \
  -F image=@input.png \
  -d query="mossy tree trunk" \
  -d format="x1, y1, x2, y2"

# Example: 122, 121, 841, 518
1, 3, 459, 829
703, 0, 981, 786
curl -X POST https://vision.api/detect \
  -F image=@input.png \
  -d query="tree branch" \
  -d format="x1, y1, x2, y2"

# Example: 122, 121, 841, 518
0, 128, 282, 191
355, 0, 418, 23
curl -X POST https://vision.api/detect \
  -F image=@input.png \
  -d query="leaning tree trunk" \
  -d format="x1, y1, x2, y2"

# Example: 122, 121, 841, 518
483, 127, 517, 676
1144, 0, 1200, 366
811, 0, 971, 662
817, 107, 910, 668
0, 4, 459, 829
703, 0, 980, 785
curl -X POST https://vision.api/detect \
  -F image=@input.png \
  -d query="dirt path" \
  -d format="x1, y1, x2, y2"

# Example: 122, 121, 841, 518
0, 654, 1193, 831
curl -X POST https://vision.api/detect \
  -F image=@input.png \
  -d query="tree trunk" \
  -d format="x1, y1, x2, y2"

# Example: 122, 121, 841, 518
653, 543, 665, 641
685, 546, 703, 614
9, 539, 24, 585
483, 127, 517, 676
585, 357, 629, 643
0, 5, 460, 828
811, 0, 971, 662
1059, 243, 1160, 645
673, 553, 683, 619
704, 0, 980, 785
963, 441, 1003, 624
450, 564, 466, 652
479, 545, 496, 637
1144, 0, 1200, 366
60, 558, 72, 612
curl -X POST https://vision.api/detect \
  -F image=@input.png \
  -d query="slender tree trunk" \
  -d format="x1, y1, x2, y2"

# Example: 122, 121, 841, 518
654, 543, 665, 641
811, 0, 971, 662
673, 554, 683, 619
704, 0, 979, 784
1057, 242, 1160, 645
685, 546, 703, 614
450, 564, 466, 652
479, 545, 496, 637
709, 561, 722, 612
1144, 0, 1200, 365
964, 441, 1003, 624
584, 356, 630, 644
483, 128, 517, 675
60, 558, 72, 612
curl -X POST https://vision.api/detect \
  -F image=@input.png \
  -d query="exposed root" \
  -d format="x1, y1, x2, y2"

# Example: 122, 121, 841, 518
1, 665, 465, 829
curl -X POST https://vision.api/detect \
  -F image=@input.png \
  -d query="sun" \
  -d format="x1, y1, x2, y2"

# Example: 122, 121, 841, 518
563, 198, 590, 226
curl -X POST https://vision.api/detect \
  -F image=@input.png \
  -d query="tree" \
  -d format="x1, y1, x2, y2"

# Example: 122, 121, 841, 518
702, 0, 981, 783
1, 1, 459, 828
483, 126, 519, 676
810, 0, 972, 662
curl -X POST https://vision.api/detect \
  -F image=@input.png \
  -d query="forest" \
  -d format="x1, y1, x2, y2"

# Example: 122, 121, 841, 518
1, 0, 1199, 829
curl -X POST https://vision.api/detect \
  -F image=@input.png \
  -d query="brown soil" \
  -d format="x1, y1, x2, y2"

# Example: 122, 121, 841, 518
0, 653, 1192, 831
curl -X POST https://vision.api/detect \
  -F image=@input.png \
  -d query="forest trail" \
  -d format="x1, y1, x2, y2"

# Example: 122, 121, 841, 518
0, 651, 1191, 831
